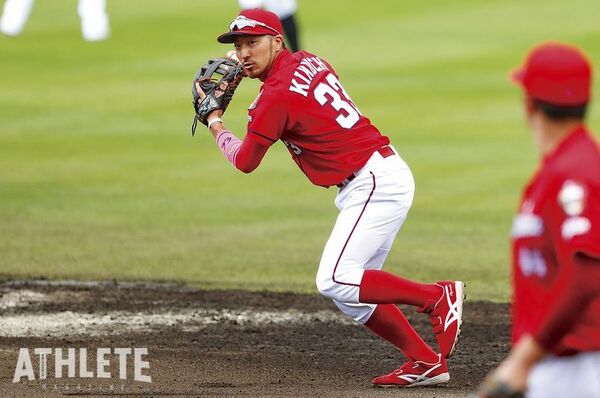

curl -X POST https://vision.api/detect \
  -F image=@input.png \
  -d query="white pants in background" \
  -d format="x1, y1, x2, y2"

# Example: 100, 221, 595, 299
0, 0, 33, 36
0, 0, 110, 41
527, 351, 600, 398
238, 0, 297, 19
78, 0, 109, 41
316, 146, 415, 324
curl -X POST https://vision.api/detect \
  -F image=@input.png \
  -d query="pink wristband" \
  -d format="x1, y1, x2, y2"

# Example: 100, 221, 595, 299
216, 131, 242, 166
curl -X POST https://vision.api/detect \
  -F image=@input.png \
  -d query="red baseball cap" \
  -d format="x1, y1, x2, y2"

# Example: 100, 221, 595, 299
217, 9, 283, 44
510, 42, 592, 106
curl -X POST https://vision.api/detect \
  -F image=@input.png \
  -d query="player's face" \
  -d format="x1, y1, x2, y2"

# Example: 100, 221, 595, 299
234, 35, 283, 79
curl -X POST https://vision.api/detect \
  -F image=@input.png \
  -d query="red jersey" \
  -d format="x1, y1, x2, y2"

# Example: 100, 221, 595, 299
246, 49, 389, 187
511, 126, 600, 355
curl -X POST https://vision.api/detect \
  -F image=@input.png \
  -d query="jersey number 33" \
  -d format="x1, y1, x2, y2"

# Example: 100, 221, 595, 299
314, 73, 362, 129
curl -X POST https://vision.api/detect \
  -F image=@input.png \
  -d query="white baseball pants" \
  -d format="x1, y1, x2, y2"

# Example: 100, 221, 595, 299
238, 0, 297, 19
316, 146, 415, 324
78, 0, 109, 42
0, 0, 109, 41
527, 351, 600, 398
0, 0, 34, 36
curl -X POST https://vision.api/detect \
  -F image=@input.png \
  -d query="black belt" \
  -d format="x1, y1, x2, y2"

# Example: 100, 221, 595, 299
336, 146, 396, 188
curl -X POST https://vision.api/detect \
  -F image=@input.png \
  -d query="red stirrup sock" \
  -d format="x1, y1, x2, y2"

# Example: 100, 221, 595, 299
359, 269, 441, 307
365, 304, 438, 362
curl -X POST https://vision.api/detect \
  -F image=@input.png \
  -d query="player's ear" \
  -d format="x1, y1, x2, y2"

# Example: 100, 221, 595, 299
274, 35, 284, 52
525, 95, 535, 116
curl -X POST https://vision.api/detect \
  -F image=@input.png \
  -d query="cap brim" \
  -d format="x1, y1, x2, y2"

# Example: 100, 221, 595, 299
217, 31, 273, 44
510, 67, 525, 85
217, 31, 259, 43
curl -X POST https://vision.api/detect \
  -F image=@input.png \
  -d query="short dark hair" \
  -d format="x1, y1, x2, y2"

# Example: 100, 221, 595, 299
532, 99, 588, 121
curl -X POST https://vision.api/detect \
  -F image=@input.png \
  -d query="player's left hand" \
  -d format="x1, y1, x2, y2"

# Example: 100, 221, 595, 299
477, 362, 526, 398
191, 55, 244, 135
478, 334, 548, 397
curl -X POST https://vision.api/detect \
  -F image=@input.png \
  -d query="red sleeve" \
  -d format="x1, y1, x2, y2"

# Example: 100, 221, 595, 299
247, 88, 288, 145
534, 254, 600, 350
234, 132, 273, 174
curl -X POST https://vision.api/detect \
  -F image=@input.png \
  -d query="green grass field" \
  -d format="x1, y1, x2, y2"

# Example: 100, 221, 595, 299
1, 0, 598, 301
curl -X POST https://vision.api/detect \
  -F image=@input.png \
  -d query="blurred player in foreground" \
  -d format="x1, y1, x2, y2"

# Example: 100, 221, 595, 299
238, 0, 300, 52
0, 0, 110, 41
479, 42, 600, 398
191, 9, 465, 387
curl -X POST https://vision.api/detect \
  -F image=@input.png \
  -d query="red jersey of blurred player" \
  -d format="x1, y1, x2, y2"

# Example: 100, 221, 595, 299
511, 125, 600, 354
246, 50, 389, 186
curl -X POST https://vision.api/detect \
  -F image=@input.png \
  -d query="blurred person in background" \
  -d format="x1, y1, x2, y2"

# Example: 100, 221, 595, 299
238, 0, 300, 52
479, 42, 600, 398
0, 0, 110, 41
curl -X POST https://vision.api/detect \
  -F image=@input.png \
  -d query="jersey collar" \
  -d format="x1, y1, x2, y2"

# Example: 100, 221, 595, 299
543, 124, 588, 164
259, 48, 291, 82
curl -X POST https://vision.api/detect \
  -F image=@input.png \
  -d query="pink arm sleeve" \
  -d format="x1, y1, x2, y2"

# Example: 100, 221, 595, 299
215, 131, 272, 173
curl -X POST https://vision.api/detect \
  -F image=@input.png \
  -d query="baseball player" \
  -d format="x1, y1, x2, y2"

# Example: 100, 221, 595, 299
238, 0, 300, 52
0, 0, 110, 41
479, 42, 600, 398
192, 9, 465, 387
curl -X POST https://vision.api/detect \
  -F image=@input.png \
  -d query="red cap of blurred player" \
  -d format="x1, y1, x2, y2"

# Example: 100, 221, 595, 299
510, 42, 592, 106
217, 9, 283, 44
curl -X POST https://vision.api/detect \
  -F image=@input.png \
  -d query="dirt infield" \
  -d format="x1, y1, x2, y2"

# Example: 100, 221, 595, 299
0, 281, 509, 397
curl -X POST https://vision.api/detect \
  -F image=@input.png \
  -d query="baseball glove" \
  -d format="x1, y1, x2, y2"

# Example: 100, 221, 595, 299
191, 57, 244, 135
478, 376, 525, 398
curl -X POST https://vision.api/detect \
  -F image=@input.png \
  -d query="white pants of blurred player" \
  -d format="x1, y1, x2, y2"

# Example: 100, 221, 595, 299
316, 145, 415, 324
0, 0, 110, 41
238, 0, 297, 19
526, 351, 600, 398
